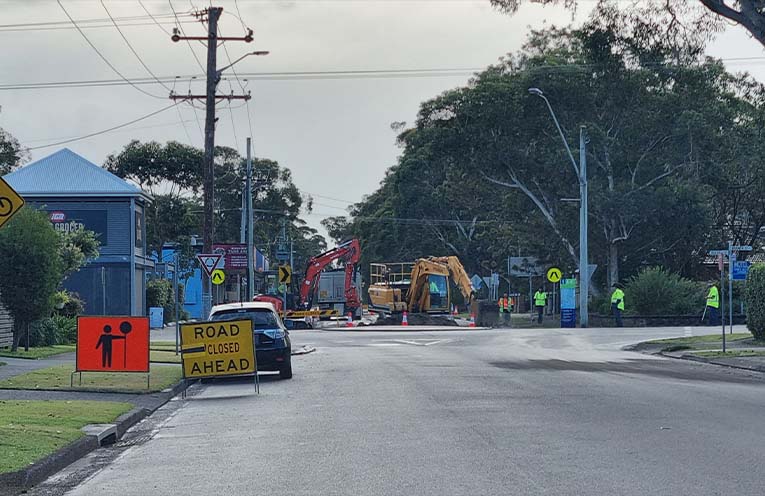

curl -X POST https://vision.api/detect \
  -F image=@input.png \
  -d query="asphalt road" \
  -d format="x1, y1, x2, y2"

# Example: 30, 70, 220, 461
35, 325, 765, 496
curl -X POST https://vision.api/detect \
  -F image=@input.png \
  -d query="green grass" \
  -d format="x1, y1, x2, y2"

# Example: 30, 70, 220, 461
0, 364, 182, 393
694, 350, 765, 359
150, 342, 178, 352
647, 333, 753, 347
150, 350, 181, 364
0, 399, 132, 474
0, 345, 75, 360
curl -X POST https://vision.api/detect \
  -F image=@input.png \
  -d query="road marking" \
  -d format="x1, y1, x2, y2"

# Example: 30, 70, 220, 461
390, 339, 453, 347
367, 343, 402, 347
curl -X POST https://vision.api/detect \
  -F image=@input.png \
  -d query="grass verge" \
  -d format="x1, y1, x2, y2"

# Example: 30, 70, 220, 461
0, 345, 76, 360
0, 399, 132, 474
694, 350, 765, 359
0, 364, 182, 393
647, 333, 753, 350
150, 350, 181, 364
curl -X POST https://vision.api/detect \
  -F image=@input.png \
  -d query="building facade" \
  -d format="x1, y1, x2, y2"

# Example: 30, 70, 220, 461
3, 149, 152, 316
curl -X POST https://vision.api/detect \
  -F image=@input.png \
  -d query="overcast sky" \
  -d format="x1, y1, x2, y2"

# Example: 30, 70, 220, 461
1, 0, 763, 242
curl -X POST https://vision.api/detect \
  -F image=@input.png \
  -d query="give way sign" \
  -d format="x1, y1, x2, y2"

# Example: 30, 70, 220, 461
196, 254, 223, 277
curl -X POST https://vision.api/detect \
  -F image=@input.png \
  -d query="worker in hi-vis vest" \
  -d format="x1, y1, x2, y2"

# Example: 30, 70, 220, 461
706, 283, 720, 326
534, 288, 547, 324
611, 284, 625, 328
498, 293, 510, 313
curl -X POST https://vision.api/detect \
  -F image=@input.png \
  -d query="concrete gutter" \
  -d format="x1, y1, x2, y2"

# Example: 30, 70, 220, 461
0, 378, 191, 496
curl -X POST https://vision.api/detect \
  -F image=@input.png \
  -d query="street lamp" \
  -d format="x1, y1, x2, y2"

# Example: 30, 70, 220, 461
216, 50, 270, 81
528, 87, 589, 327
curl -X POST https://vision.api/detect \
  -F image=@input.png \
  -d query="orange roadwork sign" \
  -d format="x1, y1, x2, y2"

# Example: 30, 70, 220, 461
76, 316, 150, 373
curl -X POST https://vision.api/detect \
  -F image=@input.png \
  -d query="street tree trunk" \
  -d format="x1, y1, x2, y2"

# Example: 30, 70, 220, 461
608, 242, 620, 290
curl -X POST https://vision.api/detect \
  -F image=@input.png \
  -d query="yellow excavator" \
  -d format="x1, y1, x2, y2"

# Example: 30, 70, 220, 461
368, 256, 474, 315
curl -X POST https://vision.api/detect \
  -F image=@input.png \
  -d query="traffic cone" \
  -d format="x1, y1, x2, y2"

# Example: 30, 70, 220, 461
346, 312, 354, 327
469, 313, 476, 328
452, 305, 458, 316
402, 311, 409, 326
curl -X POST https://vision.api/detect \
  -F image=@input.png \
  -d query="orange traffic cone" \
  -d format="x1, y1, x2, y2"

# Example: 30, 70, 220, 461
469, 313, 476, 328
402, 311, 409, 326
346, 312, 353, 327
452, 305, 458, 316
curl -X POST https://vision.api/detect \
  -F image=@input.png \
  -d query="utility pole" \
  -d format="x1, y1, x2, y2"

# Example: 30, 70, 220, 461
579, 126, 589, 328
169, 6, 256, 317
246, 137, 254, 301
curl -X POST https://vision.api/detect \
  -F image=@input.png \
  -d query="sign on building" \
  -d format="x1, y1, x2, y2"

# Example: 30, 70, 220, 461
76, 317, 150, 372
180, 319, 256, 379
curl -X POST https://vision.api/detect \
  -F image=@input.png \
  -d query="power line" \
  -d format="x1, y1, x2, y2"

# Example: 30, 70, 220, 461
56, 0, 166, 100
25, 102, 181, 151
100, 0, 200, 145
5, 54, 765, 92
21, 115, 200, 144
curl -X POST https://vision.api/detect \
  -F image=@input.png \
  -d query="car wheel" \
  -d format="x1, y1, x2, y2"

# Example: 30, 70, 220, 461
279, 356, 293, 379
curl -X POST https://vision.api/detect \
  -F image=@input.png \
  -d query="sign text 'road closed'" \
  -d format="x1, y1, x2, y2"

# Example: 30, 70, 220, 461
180, 319, 255, 379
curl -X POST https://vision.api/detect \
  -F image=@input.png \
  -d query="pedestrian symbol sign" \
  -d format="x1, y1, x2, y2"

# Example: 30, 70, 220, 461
279, 264, 292, 284
196, 254, 223, 277
76, 317, 149, 373
180, 319, 255, 379
211, 269, 225, 285
547, 267, 562, 283
0, 177, 25, 230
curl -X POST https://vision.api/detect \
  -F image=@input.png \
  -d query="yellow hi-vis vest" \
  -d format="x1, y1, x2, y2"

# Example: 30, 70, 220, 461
534, 291, 547, 307
706, 286, 719, 309
611, 288, 625, 311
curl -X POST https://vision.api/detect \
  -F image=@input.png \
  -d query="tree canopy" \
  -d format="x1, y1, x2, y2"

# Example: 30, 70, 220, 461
491, 0, 765, 48
105, 140, 326, 274
328, 6, 765, 292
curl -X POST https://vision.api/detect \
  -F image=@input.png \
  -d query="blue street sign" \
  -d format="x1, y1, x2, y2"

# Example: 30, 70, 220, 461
470, 274, 484, 289
560, 278, 577, 328
732, 261, 750, 281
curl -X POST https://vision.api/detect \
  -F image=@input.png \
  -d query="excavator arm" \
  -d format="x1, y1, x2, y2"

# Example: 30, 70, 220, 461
300, 239, 361, 310
428, 256, 475, 304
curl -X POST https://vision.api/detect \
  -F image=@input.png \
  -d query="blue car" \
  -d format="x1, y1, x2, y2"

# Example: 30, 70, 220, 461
209, 302, 292, 379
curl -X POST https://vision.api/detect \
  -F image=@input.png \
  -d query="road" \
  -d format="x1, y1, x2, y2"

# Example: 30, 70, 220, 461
34, 325, 765, 495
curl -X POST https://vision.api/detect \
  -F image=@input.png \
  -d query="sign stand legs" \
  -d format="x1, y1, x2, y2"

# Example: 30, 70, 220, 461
253, 341, 260, 395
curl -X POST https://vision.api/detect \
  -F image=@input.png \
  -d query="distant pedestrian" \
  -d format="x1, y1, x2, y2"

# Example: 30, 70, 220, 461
498, 293, 510, 314
610, 284, 625, 328
534, 287, 547, 324
498, 292, 511, 326
705, 283, 720, 326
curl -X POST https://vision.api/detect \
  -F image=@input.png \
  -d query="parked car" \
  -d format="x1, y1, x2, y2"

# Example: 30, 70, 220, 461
208, 302, 292, 379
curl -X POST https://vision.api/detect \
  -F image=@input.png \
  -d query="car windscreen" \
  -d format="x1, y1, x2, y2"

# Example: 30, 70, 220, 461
210, 309, 281, 330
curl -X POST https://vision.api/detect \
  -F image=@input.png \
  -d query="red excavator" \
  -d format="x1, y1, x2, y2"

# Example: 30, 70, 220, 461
299, 239, 362, 315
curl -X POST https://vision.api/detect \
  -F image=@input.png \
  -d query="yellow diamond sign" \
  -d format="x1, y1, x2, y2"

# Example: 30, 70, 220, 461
0, 178, 24, 229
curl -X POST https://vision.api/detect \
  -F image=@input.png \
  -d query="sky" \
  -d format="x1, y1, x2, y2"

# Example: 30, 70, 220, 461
1, 0, 763, 243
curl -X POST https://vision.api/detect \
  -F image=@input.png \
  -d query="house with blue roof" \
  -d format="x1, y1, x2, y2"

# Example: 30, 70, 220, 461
3, 148, 152, 317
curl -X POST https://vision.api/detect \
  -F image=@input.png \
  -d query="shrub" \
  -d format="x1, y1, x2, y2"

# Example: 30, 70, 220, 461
745, 263, 765, 341
23, 315, 77, 347
51, 290, 85, 318
146, 279, 172, 309
624, 267, 705, 316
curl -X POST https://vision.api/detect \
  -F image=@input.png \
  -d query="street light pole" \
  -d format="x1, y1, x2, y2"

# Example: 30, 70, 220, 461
579, 126, 588, 327
529, 88, 589, 327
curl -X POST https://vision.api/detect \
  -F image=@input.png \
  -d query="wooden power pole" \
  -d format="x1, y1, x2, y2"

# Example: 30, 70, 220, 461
169, 6, 254, 316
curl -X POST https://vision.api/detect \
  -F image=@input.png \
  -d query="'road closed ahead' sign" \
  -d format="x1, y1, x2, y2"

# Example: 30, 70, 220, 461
180, 319, 255, 379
